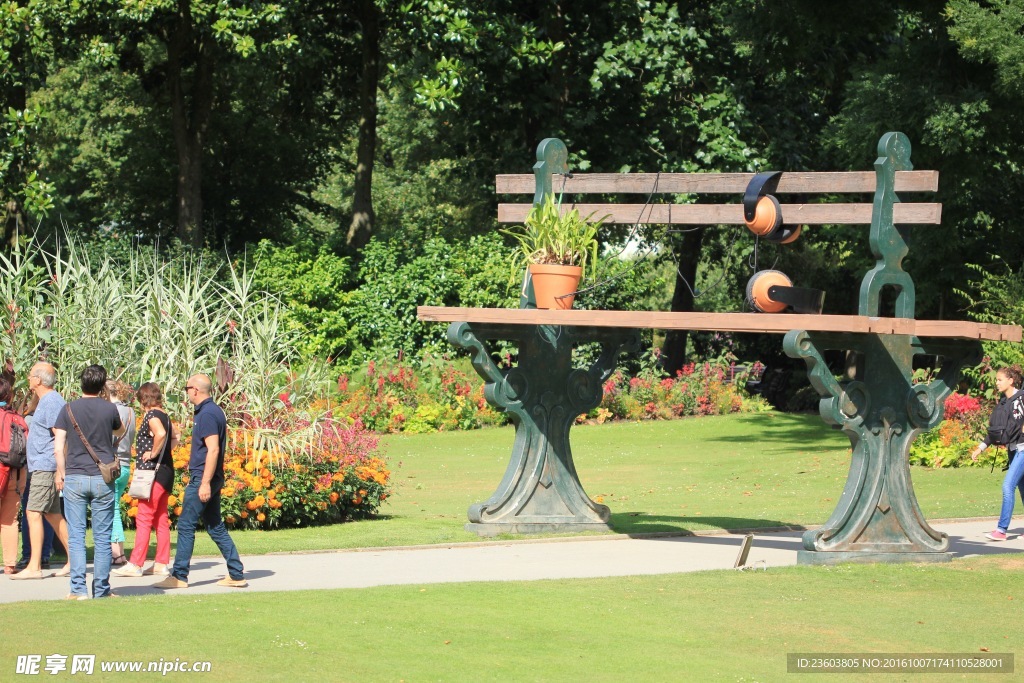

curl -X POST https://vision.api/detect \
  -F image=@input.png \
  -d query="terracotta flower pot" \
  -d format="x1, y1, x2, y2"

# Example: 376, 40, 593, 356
529, 263, 582, 310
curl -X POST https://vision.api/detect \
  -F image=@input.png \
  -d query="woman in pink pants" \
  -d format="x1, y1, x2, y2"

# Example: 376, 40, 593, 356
113, 383, 178, 577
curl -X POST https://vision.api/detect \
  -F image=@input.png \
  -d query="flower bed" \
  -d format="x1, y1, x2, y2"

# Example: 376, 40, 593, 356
909, 392, 998, 468
589, 360, 769, 423
333, 356, 771, 433
119, 419, 391, 530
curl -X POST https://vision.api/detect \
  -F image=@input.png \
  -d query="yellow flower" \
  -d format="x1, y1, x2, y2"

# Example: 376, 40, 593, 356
167, 495, 178, 507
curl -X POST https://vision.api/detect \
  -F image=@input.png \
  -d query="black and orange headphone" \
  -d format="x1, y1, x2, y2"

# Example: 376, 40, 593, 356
742, 172, 823, 313
743, 171, 801, 244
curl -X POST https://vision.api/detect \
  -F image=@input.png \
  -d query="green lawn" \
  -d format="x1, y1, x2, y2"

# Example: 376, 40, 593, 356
4, 554, 1020, 682
171, 412, 1000, 556
4, 414, 1017, 681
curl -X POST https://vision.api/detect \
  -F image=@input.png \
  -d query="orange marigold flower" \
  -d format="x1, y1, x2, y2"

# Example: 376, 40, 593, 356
167, 495, 178, 506
244, 461, 255, 473
225, 515, 237, 524
246, 500, 258, 511
256, 512, 266, 522
269, 499, 282, 509
352, 497, 363, 505
240, 510, 249, 519
316, 501, 328, 511
127, 508, 137, 518
260, 468, 271, 479
329, 492, 339, 504
173, 506, 183, 516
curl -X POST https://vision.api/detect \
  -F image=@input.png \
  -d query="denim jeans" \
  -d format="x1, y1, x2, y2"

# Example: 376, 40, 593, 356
997, 449, 1024, 532
172, 471, 244, 582
19, 471, 54, 563
63, 474, 115, 598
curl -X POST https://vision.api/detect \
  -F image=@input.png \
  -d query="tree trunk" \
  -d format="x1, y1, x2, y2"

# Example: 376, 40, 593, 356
3, 78, 27, 250
660, 227, 705, 375
167, 10, 216, 249
346, 0, 381, 250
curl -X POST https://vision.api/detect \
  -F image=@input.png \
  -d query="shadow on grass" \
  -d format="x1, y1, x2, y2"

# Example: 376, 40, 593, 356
609, 512, 810, 536
695, 413, 847, 446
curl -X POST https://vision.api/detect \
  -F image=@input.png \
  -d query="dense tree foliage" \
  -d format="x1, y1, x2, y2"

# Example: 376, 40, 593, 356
0, 1, 1021, 376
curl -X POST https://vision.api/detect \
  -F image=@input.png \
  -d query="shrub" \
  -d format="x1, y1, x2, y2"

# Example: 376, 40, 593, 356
590, 353, 769, 423
909, 391, 992, 468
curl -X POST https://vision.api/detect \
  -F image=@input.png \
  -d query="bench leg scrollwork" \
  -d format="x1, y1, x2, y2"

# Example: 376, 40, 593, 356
448, 321, 640, 535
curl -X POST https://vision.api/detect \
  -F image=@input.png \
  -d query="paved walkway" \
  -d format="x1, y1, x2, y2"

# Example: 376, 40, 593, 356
2, 519, 1020, 603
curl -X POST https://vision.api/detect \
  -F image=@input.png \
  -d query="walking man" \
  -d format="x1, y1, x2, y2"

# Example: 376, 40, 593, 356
155, 374, 246, 589
11, 363, 70, 580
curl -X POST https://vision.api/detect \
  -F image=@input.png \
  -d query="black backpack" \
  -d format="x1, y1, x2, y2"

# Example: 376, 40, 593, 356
0, 410, 28, 470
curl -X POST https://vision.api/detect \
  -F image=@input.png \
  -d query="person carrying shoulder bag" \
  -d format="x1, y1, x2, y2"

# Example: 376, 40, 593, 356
52, 365, 125, 600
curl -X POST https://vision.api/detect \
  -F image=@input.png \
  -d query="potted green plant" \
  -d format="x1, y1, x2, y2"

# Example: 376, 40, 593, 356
503, 194, 607, 309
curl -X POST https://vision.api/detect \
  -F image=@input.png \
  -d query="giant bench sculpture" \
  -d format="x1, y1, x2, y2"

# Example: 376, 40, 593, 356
418, 132, 1022, 565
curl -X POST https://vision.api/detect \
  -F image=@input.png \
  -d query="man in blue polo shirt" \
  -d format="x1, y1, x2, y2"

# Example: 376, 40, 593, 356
154, 374, 246, 589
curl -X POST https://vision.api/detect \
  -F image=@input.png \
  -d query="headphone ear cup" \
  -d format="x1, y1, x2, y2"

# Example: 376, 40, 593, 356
744, 195, 782, 237
766, 223, 802, 244
746, 269, 793, 313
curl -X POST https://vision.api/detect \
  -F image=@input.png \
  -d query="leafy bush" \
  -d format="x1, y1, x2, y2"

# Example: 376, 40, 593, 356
909, 392, 993, 468
592, 353, 769, 423
250, 239, 358, 360
334, 356, 504, 434
344, 234, 518, 365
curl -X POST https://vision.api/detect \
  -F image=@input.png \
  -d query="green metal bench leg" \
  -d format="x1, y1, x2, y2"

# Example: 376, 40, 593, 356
448, 321, 640, 535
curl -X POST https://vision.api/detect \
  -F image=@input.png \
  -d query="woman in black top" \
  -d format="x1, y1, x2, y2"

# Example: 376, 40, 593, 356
112, 382, 178, 577
972, 365, 1024, 541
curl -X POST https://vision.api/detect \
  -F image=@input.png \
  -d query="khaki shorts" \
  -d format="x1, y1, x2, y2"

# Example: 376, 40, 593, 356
27, 471, 61, 515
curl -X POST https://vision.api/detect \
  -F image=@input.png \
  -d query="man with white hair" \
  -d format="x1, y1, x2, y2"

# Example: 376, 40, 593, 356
11, 363, 70, 580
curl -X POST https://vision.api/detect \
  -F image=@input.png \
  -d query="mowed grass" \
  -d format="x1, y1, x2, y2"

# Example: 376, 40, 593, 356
4, 414, 1017, 681
179, 412, 1002, 556
3, 554, 1021, 682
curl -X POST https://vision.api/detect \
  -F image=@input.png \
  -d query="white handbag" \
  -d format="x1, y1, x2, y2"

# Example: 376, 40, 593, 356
128, 468, 156, 500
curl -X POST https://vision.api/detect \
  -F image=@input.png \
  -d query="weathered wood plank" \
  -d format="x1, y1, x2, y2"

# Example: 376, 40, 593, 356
497, 202, 942, 225
496, 171, 939, 194
417, 307, 1022, 342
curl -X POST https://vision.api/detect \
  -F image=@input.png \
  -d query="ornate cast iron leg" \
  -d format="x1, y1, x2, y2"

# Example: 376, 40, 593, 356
785, 331, 982, 564
448, 321, 640, 535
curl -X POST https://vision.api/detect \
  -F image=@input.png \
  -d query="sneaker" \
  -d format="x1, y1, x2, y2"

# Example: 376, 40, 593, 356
216, 576, 248, 588
985, 530, 1008, 541
63, 593, 90, 601
152, 576, 188, 589
143, 564, 170, 577
112, 563, 143, 577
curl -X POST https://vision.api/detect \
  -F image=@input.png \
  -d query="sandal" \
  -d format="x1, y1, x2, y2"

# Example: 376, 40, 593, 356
112, 555, 128, 567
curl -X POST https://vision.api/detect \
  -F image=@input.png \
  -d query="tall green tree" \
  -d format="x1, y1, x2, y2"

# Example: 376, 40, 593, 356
0, 0, 55, 246
47, 1, 297, 247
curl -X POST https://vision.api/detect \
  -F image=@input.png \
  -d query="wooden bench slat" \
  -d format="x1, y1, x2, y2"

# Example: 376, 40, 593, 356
496, 171, 939, 194
417, 307, 1022, 342
497, 202, 942, 225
